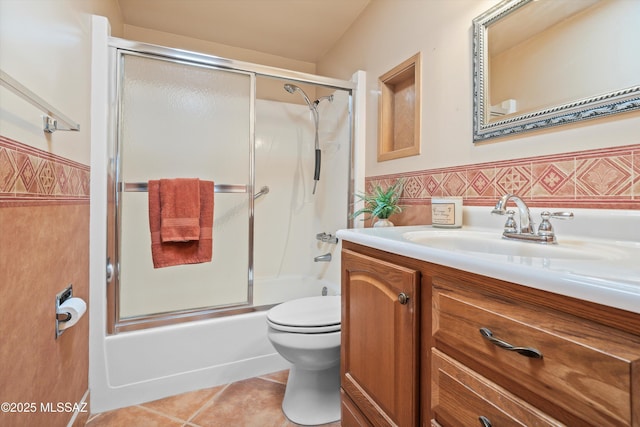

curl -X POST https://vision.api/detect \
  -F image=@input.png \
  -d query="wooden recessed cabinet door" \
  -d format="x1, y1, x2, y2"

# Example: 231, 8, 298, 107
341, 249, 420, 427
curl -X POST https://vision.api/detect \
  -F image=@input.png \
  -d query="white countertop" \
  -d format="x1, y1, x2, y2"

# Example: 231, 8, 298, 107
337, 208, 640, 315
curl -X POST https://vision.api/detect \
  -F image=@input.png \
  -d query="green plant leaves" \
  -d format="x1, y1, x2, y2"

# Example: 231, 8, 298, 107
353, 179, 404, 220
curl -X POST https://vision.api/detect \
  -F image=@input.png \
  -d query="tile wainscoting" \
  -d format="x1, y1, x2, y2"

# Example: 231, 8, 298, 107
366, 144, 640, 226
0, 135, 90, 427
0, 136, 90, 205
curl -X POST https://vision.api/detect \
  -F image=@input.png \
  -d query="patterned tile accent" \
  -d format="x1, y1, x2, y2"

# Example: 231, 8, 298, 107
367, 144, 640, 211
495, 164, 531, 197
633, 147, 640, 199
575, 152, 632, 200
467, 167, 495, 198
0, 136, 90, 205
532, 159, 575, 199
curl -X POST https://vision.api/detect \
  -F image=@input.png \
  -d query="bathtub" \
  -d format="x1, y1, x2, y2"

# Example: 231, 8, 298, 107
91, 276, 337, 413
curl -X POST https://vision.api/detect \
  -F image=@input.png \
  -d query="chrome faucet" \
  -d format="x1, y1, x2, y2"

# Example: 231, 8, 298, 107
314, 253, 332, 262
491, 194, 535, 234
491, 194, 573, 244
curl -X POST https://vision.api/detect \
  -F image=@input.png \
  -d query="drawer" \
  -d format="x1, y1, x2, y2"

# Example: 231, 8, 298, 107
432, 278, 640, 427
432, 349, 562, 427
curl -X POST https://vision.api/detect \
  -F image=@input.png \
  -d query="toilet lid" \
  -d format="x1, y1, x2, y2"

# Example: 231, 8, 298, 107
267, 296, 341, 333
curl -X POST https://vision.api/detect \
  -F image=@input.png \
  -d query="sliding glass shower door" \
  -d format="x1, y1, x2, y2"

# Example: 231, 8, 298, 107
114, 52, 253, 323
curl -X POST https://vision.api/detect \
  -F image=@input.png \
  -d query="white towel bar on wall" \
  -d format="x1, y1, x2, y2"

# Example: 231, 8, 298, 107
0, 69, 81, 133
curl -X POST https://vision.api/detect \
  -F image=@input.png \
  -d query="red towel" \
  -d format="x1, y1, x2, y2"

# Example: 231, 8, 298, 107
160, 178, 201, 242
149, 179, 214, 268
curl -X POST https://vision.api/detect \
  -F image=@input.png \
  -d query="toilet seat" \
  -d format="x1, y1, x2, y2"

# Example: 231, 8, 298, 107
267, 296, 341, 334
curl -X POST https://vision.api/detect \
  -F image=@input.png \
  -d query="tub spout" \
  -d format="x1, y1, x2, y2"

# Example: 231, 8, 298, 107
314, 253, 332, 262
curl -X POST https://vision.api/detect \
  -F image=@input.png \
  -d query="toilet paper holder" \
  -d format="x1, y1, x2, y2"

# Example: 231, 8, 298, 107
55, 284, 74, 339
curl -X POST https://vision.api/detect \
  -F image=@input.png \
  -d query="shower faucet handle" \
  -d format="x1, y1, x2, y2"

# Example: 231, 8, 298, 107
316, 232, 338, 244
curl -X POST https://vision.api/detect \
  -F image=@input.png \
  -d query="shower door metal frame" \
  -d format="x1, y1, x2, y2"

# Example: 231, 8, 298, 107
109, 47, 257, 333
106, 38, 357, 334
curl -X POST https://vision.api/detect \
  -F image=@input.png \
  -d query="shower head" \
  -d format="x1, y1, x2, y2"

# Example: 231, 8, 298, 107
283, 83, 313, 109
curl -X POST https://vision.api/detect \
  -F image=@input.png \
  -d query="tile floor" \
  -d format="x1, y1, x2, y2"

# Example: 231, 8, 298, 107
85, 370, 341, 427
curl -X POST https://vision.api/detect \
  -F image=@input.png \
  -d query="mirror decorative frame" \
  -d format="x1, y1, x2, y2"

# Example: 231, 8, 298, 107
472, 0, 640, 142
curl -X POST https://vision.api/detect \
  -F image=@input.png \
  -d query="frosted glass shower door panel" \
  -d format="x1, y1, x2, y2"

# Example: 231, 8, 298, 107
118, 54, 251, 319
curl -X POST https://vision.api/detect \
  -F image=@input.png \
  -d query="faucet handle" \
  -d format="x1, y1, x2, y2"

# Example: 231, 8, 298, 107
548, 211, 574, 220
538, 212, 554, 237
316, 232, 338, 244
503, 210, 517, 233
538, 211, 574, 237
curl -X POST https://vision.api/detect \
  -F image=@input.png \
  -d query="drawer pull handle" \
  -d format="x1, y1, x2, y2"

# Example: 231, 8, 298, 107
478, 416, 492, 427
479, 328, 543, 359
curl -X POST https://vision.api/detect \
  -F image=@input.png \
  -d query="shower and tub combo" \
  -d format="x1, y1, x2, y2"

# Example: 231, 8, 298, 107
90, 25, 361, 423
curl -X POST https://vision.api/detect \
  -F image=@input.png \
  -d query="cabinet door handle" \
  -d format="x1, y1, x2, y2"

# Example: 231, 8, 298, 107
479, 328, 543, 359
398, 293, 410, 305
478, 416, 492, 427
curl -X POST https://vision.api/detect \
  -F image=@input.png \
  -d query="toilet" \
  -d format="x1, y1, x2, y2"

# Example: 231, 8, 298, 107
266, 295, 341, 425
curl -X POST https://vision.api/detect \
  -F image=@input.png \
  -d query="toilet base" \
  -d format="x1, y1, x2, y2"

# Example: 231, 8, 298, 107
282, 364, 341, 425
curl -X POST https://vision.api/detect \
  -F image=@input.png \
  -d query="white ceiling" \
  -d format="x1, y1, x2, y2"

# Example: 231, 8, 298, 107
116, 0, 371, 63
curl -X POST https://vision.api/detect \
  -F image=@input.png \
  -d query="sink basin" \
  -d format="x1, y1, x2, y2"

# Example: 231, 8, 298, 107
337, 214, 640, 315
402, 229, 625, 261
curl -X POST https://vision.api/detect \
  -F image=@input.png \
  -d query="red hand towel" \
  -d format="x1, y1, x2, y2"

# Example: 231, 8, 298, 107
149, 180, 214, 268
160, 178, 201, 242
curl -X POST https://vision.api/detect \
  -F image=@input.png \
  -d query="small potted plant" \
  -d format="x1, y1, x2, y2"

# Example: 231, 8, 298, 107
353, 179, 404, 227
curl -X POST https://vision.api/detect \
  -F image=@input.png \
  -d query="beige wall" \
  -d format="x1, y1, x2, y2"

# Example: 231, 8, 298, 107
316, 0, 640, 179
0, 0, 123, 164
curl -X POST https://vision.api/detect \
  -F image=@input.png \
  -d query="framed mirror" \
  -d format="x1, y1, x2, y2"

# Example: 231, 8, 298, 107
472, 0, 640, 142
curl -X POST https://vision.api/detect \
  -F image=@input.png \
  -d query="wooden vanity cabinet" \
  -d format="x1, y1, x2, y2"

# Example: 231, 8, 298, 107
341, 241, 640, 427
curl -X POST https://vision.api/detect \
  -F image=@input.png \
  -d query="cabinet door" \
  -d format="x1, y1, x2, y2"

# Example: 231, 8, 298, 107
341, 249, 420, 427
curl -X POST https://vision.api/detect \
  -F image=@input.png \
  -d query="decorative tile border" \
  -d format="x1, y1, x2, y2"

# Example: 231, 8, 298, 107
0, 136, 90, 205
367, 144, 640, 210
